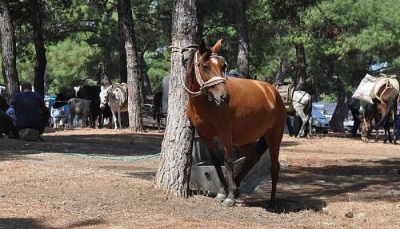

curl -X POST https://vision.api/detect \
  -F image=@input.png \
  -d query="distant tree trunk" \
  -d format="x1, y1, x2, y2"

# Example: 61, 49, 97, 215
97, 61, 111, 86
330, 75, 347, 132
119, 19, 127, 83
273, 57, 289, 86
0, 0, 19, 103
138, 52, 153, 103
295, 43, 307, 91
30, 0, 46, 97
233, 0, 249, 78
118, 0, 143, 132
155, 0, 197, 197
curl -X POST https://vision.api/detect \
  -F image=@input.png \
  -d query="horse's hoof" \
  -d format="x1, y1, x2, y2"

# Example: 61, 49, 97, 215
214, 193, 226, 203
265, 199, 278, 210
221, 198, 235, 207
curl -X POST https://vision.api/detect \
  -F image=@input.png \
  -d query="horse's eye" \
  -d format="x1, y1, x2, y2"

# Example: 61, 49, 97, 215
202, 64, 209, 72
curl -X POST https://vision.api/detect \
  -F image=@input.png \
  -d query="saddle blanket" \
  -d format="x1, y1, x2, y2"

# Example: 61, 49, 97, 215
353, 74, 376, 104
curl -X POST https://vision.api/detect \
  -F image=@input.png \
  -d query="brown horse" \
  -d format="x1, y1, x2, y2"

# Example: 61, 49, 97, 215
185, 39, 287, 208
360, 81, 398, 143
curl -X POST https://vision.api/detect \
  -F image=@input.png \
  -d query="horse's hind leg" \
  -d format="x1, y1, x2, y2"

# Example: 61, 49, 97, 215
235, 143, 261, 186
264, 122, 285, 208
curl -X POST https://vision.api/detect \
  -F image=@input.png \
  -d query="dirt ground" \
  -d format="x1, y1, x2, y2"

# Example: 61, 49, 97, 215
0, 127, 400, 229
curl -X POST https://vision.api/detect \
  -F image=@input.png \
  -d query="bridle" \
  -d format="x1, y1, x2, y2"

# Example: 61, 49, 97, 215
99, 88, 110, 108
183, 51, 228, 96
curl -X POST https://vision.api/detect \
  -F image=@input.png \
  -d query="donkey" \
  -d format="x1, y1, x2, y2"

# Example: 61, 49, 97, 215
99, 83, 128, 131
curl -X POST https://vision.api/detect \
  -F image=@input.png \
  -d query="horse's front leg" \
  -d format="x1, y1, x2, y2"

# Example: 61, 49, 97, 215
117, 109, 122, 130
199, 136, 228, 203
112, 111, 118, 131
374, 127, 380, 142
221, 145, 237, 207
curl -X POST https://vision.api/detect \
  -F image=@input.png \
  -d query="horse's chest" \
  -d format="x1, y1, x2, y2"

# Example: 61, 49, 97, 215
187, 103, 227, 129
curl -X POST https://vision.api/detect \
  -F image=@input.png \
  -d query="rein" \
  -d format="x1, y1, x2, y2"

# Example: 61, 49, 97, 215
183, 51, 227, 96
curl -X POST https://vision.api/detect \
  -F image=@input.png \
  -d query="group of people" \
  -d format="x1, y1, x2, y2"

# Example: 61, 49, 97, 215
0, 82, 50, 140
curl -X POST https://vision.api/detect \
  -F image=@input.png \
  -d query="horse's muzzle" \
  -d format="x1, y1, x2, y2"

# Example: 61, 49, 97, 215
214, 93, 230, 106
100, 104, 106, 109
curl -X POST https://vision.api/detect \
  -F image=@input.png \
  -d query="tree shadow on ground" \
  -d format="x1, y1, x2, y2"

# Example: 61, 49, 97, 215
0, 218, 51, 229
242, 158, 400, 213
0, 131, 163, 161
0, 217, 106, 229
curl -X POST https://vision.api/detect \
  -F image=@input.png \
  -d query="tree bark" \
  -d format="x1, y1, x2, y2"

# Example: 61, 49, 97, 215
273, 57, 289, 86
0, 0, 19, 103
119, 15, 128, 83
138, 52, 153, 104
155, 0, 197, 197
30, 0, 46, 98
118, 0, 143, 132
330, 75, 347, 133
233, 0, 250, 78
295, 43, 307, 91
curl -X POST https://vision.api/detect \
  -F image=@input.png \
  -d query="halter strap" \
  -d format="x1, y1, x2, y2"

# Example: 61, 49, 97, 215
183, 51, 227, 96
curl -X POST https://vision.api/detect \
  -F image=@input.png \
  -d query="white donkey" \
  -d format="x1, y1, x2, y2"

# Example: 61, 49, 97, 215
99, 83, 128, 130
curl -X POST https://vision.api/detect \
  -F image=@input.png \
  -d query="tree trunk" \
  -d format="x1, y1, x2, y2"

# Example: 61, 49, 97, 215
330, 75, 347, 133
30, 0, 46, 98
273, 57, 289, 86
118, 0, 143, 132
119, 18, 128, 83
138, 52, 153, 104
155, 0, 197, 197
233, 0, 250, 78
97, 61, 111, 86
0, 0, 19, 103
295, 43, 307, 91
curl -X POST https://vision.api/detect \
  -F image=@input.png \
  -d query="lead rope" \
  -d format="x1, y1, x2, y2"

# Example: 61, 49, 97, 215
170, 44, 202, 96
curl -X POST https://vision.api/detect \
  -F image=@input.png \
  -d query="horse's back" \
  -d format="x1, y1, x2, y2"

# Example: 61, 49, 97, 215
189, 78, 286, 145
227, 78, 285, 113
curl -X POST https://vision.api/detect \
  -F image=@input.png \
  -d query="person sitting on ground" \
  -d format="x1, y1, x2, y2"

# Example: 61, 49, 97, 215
0, 109, 16, 138
6, 104, 17, 125
13, 82, 50, 140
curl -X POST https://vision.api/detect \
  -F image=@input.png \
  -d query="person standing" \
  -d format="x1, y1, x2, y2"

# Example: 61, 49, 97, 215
395, 96, 400, 141
13, 82, 50, 139
347, 97, 361, 136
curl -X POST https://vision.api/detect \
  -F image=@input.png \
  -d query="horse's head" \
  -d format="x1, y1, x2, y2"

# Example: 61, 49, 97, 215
190, 39, 230, 106
99, 85, 111, 109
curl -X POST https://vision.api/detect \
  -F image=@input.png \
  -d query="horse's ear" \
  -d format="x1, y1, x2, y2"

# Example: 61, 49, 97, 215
198, 39, 207, 55
210, 39, 222, 53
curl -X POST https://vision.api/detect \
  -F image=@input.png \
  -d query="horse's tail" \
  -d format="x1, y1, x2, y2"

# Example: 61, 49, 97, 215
306, 94, 313, 136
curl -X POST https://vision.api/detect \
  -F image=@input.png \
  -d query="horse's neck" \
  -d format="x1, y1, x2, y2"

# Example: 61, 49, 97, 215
188, 95, 218, 118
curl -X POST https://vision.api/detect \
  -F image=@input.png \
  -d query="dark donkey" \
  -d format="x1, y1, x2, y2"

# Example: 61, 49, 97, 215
54, 85, 111, 128
152, 92, 166, 130
360, 76, 399, 143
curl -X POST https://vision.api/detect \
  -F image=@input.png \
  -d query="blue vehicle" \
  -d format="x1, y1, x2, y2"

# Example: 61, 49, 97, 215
311, 108, 330, 134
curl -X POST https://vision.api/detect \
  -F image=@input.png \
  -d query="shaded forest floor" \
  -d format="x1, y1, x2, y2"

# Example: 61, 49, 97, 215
0, 128, 400, 228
